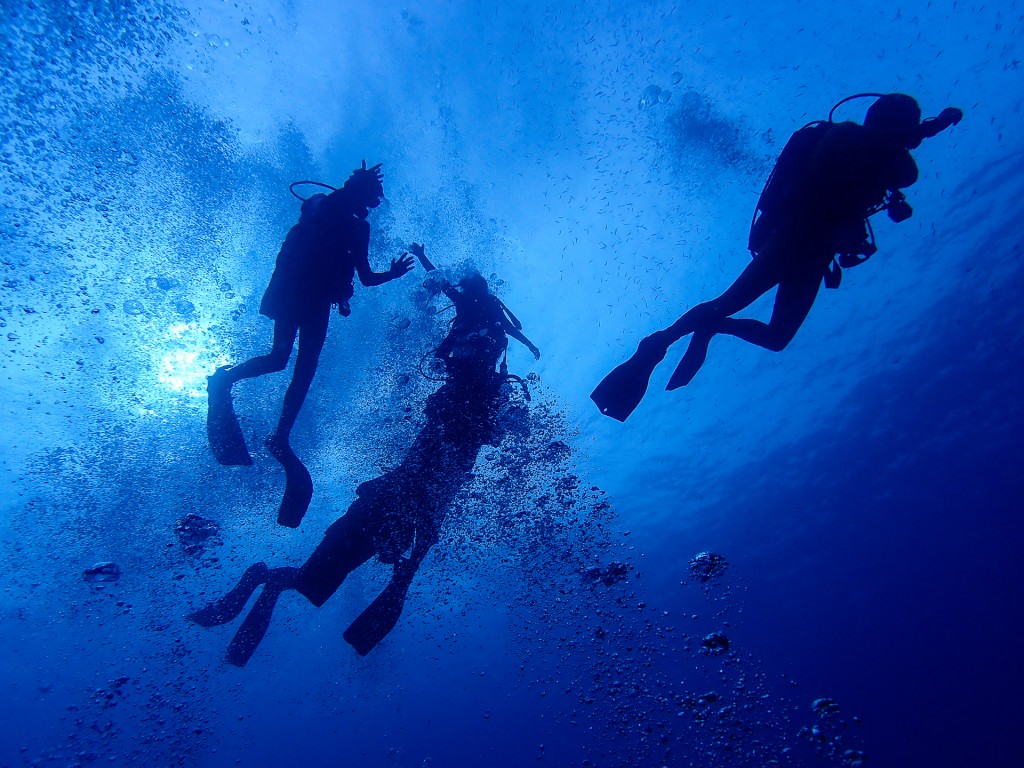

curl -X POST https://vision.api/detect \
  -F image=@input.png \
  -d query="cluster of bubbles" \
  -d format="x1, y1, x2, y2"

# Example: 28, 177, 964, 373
421, 381, 867, 767
802, 698, 867, 767
11, 285, 870, 768
638, 73, 685, 109
122, 276, 197, 319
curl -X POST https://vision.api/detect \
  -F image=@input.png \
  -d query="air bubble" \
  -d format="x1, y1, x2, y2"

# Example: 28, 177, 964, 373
638, 85, 662, 109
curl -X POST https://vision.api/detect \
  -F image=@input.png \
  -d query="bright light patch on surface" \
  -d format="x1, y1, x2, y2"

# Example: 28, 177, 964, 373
156, 323, 222, 397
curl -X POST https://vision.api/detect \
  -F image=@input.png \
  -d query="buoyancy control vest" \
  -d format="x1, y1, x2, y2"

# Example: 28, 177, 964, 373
437, 292, 510, 375
749, 119, 910, 289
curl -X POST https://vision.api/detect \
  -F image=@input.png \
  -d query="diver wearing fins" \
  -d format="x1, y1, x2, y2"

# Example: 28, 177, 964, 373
206, 161, 415, 467
591, 93, 962, 421
188, 243, 539, 665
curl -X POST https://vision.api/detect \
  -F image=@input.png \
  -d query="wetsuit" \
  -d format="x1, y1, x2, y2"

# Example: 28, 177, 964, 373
259, 192, 370, 322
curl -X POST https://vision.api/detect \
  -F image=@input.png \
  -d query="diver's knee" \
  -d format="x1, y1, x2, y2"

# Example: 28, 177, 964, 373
766, 332, 796, 352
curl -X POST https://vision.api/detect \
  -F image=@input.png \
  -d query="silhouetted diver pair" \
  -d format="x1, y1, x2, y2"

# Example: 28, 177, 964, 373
207, 162, 415, 526
592, 93, 962, 421
190, 248, 539, 663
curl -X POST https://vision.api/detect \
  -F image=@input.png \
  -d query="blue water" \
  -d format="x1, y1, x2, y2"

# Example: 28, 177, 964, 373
2, 1, 1022, 766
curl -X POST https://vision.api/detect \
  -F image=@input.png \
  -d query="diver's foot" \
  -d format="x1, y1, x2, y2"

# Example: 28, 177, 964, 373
267, 566, 297, 591
207, 365, 233, 394
637, 330, 671, 362
186, 562, 269, 627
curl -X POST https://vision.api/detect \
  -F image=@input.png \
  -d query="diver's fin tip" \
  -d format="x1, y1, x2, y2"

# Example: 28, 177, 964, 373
224, 650, 251, 668
590, 336, 669, 422
208, 386, 253, 465
590, 392, 635, 422
273, 443, 313, 528
665, 358, 698, 391
342, 629, 374, 657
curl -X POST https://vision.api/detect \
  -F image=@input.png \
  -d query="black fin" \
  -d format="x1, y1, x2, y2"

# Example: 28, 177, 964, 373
665, 334, 712, 391
187, 562, 269, 628
266, 436, 314, 528
207, 370, 253, 466
590, 336, 669, 422
343, 565, 415, 656
225, 582, 284, 667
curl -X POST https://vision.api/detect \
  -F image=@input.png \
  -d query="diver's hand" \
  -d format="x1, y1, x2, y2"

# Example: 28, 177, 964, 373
409, 242, 425, 259
337, 300, 352, 317
528, 343, 540, 360
920, 108, 963, 139
388, 253, 415, 280
939, 107, 963, 127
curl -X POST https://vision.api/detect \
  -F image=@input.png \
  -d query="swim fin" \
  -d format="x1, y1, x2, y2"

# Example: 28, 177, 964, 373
665, 333, 712, 391
343, 560, 416, 656
266, 435, 314, 528
590, 334, 669, 422
225, 581, 285, 667
186, 562, 269, 628
207, 368, 253, 466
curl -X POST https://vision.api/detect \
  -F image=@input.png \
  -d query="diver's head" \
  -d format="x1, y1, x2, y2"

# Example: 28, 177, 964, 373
458, 272, 489, 297
865, 93, 923, 148
343, 160, 385, 211
299, 192, 327, 221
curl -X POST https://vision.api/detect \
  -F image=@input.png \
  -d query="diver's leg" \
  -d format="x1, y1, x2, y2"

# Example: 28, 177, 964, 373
273, 307, 329, 442
659, 255, 783, 346
186, 562, 270, 627
715, 266, 821, 352
207, 322, 298, 466
660, 256, 784, 389
591, 257, 781, 419
215, 320, 297, 386
293, 500, 377, 608
667, 265, 820, 389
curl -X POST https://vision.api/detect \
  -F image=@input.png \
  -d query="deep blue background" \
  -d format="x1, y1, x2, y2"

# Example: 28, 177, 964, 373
1, 2, 1022, 767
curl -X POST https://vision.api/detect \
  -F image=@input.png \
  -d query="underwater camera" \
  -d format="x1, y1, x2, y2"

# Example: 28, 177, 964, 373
887, 191, 913, 223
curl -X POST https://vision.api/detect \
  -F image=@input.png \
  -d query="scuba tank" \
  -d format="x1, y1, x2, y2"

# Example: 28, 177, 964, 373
748, 120, 832, 254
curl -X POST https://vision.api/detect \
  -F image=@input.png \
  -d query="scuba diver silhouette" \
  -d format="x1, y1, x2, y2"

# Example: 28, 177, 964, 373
412, 242, 540, 370
207, 162, 414, 524
591, 93, 963, 422
188, 244, 539, 665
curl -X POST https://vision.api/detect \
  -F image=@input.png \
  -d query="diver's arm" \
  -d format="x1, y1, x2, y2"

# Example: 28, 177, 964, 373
918, 107, 963, 140
356, 253, 414, 287
438, 282, 461, 303
506, 323, 540, 360
409, 242, 437, 272
352, 222, 414, 287
409, 243, 461, 302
